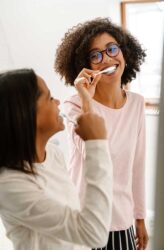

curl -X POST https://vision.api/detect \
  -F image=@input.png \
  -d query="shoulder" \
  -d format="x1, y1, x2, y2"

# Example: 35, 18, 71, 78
0, 167, 32, 183
126, 91, 145, 124
46, 142, 64, 162
126, 91, 145, 107
64, 94, 81, 108
0, 168, 35, 203
45, 142, 67, 171
64, 94, 82, 116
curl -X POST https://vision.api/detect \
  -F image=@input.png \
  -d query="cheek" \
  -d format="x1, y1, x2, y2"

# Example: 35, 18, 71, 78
120, 51, 126, 67
90, 63, 99, 70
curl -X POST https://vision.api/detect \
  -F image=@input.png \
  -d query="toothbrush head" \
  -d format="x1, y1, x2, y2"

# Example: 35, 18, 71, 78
100, 65, 117, 75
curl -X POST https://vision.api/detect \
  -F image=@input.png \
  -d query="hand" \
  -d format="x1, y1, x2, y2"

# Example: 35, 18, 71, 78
135, 219, 149, 250
75, 112, 107, 141
74, 68, 101, 112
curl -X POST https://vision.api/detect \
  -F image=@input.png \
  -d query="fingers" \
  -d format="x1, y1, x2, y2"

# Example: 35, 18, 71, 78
74, 68, 92, 85
143, 234, 149, 249
91, 74, 102, 87
76, 114, 82, 125
74, 112, 107, 140
74, 68, 101, 108
74, 76, 90, 89
139, 237, 144, 250
74, 68, 100, 87
135, 235, 148, 250
136, 236, 143, 250
82, 72, 92, 84
135, 219, 149, 250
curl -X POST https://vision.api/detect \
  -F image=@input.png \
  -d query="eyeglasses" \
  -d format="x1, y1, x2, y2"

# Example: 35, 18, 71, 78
89, 43, 120, 64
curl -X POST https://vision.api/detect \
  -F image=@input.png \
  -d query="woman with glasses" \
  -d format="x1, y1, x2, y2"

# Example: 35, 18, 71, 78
54, 18, 149, 250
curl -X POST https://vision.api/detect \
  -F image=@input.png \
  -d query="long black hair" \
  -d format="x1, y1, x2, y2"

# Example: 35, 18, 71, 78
0, 69, 41, 174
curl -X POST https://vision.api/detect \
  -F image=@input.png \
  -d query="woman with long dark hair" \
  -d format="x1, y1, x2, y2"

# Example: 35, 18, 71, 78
0, 68, 113, 250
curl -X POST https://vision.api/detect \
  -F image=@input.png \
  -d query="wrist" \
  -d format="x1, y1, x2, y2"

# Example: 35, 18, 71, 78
135, 219, 145, 226
81, 99, 93, 112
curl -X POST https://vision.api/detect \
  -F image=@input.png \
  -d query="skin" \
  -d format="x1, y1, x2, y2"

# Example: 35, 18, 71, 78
36, 76, 65, 162
35, 76, 107, 163
74, 32, 149, 250
90, 33, 126, 109
76, 32, 126, 109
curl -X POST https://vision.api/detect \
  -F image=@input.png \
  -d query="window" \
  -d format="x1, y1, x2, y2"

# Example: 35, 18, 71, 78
121, 0, 164, 111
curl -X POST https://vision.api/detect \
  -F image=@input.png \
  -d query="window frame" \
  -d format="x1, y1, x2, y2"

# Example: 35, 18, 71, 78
120, 0, 163, 110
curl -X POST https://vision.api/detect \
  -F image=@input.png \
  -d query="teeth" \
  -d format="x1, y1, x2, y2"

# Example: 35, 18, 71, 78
103, 65, 116, 74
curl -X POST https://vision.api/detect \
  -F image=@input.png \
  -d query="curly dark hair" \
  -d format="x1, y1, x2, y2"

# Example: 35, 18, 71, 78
54, 17, 146, 86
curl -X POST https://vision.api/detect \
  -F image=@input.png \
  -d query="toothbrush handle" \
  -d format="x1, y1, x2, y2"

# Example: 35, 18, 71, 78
94, 71, 101, 76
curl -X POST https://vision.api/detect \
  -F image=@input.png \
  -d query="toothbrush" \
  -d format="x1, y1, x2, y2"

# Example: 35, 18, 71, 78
74, 65, 116, 85
95, 65, 116, 76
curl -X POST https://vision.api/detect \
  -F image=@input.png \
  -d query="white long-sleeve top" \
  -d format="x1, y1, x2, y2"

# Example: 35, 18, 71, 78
64, 91, 146, 231
0, 141, 113, 250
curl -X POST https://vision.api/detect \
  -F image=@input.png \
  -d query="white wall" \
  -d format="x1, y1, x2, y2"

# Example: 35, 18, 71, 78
0, 1, 121, 249
0, 0, 121, 100
0, 0, 121, 158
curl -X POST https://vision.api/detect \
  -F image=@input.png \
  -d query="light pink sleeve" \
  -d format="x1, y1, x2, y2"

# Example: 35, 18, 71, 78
64, 97, 85, 156
63, 96, 90, 198
132, 97, 146, 219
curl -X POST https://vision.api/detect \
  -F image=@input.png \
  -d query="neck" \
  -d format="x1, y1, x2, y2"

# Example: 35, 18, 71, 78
94, 80, 126, 109
35, 135, 48, 163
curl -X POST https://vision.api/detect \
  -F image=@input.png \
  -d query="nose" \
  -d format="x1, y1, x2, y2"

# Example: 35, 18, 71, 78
102, 52, 112, 63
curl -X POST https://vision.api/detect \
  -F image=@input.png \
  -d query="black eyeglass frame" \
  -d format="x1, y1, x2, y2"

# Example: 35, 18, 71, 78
88, 43, 121, 65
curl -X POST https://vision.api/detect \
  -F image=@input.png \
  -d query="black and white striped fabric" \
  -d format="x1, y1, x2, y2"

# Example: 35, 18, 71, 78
92, 226, 136, 250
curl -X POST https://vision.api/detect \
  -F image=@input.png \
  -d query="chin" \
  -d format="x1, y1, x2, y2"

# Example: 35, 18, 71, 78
58, 123, 65, 132
60, 124, 65, 131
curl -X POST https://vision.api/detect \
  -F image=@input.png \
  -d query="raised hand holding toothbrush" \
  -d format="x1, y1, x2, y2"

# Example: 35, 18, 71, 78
74, 68, 101, 112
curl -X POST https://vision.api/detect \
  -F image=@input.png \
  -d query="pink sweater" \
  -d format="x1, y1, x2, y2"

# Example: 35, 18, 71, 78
64, 91, 146, 231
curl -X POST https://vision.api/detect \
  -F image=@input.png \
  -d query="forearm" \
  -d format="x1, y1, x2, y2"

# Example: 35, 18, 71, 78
1, 140, 113, 248
79, 140, 113, 246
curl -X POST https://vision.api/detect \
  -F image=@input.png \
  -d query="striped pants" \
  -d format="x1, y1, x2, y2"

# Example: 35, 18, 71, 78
92, 226, 136, 250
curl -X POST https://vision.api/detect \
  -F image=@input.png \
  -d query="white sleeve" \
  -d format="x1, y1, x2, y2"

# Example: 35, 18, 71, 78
0, 140, 113, 248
